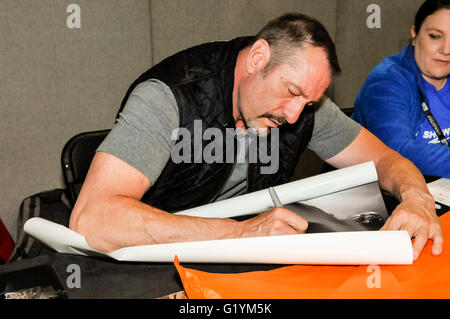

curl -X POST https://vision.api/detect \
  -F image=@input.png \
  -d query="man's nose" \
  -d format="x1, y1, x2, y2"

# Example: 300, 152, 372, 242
283, 98, 307, 124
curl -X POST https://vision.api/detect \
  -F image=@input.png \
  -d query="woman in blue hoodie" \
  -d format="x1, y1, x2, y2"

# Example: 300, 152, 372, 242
352, 0, 450, 178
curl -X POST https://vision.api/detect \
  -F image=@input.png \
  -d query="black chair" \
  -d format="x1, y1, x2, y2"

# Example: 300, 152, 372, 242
61, 130, 110, 206
340, 107, 354, 117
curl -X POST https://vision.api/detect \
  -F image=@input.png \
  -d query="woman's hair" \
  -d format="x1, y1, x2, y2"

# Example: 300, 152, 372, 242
414, 0, 450, 34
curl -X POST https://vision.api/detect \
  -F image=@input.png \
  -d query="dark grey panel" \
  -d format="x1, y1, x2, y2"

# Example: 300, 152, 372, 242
150, 0, 338, 64
333, 0, 424, 107
0, 0, 152, 238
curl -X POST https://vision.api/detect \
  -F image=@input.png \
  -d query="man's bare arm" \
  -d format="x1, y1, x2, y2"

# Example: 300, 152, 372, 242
326, 127, 443, 260
69, 152, 308, 253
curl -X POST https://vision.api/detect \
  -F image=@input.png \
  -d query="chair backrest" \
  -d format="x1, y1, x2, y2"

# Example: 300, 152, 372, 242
61, 130, 110, 206
341, 107, 354, 117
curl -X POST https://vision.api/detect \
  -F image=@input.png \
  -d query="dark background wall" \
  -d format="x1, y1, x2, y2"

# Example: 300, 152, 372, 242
334, 0, 423, 106
0, 0, 423, 238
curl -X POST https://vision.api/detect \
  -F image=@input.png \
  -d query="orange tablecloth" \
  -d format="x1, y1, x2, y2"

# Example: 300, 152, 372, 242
175, 213, 450, 299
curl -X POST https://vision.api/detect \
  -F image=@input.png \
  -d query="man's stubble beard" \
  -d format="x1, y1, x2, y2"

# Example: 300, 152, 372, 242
237, 90, 287, 137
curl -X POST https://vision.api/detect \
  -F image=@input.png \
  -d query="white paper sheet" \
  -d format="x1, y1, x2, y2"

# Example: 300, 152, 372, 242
24, 217, 413, 265
427, 178, 450, 207
23, 161, 413, 265
24, 217, 104, 257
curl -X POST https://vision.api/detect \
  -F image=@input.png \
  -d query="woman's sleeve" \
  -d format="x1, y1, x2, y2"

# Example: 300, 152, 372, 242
355, 69, 450, 178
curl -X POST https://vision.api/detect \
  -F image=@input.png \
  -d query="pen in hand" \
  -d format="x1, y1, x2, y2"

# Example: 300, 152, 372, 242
268, 187, 282, 208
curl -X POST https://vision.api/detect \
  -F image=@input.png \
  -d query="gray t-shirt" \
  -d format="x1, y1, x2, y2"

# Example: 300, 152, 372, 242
98, 79, 361, 200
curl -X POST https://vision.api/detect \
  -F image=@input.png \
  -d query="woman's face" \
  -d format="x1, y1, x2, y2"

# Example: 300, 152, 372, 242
411, 9, 450, 89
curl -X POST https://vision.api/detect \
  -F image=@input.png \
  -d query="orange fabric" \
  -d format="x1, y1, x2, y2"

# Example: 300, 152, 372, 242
174, 213, 450, 299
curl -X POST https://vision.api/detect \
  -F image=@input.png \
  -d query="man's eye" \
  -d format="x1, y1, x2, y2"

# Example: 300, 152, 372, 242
287, 89, 297, 96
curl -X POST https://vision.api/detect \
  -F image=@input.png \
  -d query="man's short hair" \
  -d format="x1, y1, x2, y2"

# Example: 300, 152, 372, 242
255, 13, 341, 76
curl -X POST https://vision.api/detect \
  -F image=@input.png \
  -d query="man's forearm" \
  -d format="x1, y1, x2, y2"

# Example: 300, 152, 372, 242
70, 195, 240, 253
70, 153, 310, 254
374, 149, 433, 203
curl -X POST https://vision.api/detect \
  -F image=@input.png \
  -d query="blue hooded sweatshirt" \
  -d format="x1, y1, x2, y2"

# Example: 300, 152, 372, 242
352, 45, 450, 178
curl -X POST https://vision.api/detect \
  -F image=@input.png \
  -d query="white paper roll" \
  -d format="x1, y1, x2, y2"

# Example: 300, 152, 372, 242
274, 161, 378, 205
23, 216, 413, 265
109, 230, 413, 265
23, 161, 406, 266
176, 161, 379, 219
24, 217, 104, 257
175, 188, 274, 218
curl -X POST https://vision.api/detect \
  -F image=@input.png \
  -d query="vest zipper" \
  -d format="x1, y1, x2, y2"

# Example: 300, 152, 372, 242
208, 160, 237, 203
208, 126, 238, 203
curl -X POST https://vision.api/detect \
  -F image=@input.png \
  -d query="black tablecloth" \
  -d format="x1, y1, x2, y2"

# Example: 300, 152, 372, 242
0, 252, 286, 298
1, 190, 448, 299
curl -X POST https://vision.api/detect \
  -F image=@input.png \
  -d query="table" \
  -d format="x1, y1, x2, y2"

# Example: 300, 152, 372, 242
0, 252, 285, 298
1, 191, 448, 299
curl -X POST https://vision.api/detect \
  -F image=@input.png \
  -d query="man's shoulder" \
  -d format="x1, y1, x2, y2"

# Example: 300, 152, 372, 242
149, 37, 254, 86
313, 96, 353, 127
315, 96, 339, 114
132, 79, 175, 100
122, 79, 179, 125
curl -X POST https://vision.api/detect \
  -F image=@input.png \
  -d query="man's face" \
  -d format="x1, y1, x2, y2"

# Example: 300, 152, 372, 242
236, 45, 331, 136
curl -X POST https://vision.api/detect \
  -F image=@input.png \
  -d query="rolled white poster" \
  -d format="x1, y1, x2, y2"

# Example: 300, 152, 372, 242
24, 217, 104, 257
176, 161, 378, 219
109, 230, 413, 265
24, 161, 408, 265
24, 217, 413, 265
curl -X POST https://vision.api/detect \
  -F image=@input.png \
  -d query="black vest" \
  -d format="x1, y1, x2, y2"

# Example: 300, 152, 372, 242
117, 37, 315, 212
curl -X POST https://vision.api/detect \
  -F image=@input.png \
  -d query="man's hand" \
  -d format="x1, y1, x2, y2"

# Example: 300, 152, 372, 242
381, 190, 443, 261
326, 127, 444, 261
238, 207, 308, 238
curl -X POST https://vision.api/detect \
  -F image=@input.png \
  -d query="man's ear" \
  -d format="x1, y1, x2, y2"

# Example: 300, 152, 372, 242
246, 39, 271, 74
410, 26, 417, 46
